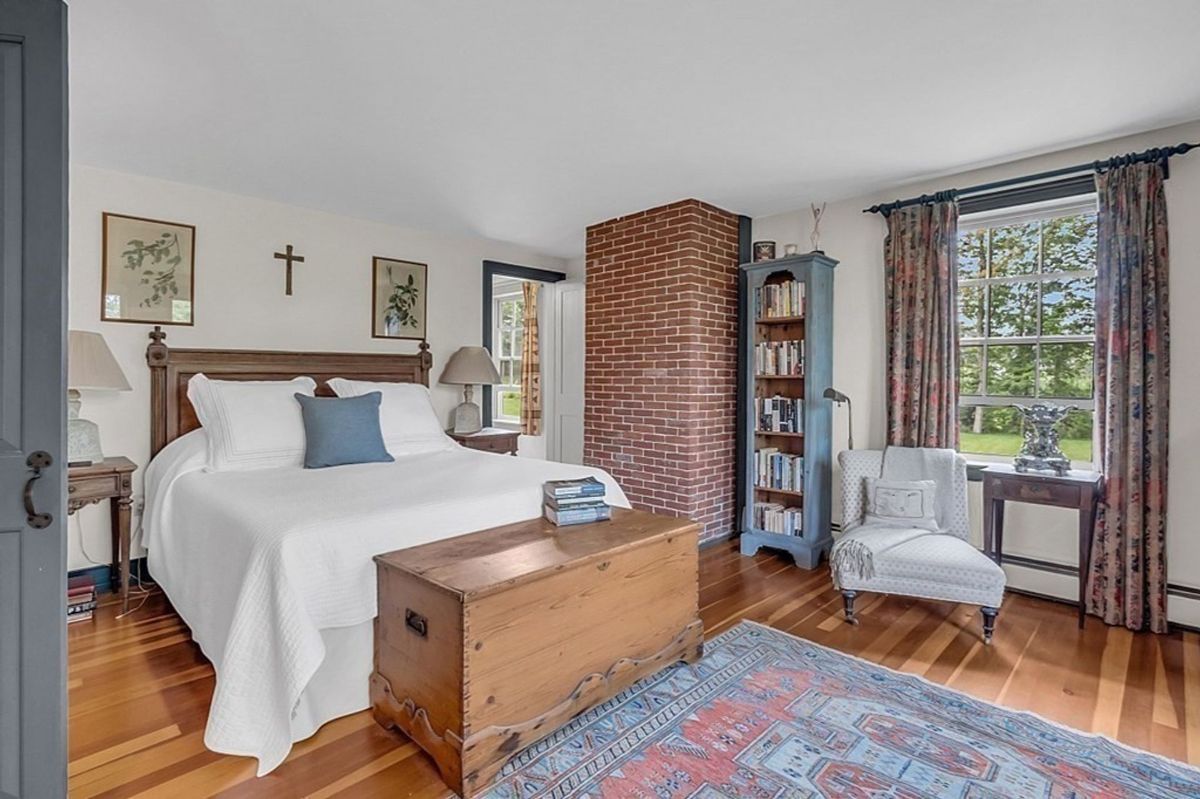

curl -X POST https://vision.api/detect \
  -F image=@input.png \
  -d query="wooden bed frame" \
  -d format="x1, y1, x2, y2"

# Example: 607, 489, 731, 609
146, 325, 432, 458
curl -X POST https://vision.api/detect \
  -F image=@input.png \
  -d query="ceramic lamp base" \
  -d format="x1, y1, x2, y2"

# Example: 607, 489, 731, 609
67, 389, 104, 466
452, 401, 482, 435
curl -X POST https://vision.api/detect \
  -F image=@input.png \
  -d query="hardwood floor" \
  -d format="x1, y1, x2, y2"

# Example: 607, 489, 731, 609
69, 540, 1200, 797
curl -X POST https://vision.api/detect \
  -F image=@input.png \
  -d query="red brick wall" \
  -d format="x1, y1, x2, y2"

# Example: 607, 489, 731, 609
584, 199, 740, 543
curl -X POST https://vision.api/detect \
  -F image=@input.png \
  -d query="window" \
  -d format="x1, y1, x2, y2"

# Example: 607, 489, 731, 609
957, 197, 1097, 462
493, 291, 524, 424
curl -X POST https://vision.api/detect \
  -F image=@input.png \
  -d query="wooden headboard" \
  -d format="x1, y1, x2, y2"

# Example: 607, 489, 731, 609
146, 326, 433, 458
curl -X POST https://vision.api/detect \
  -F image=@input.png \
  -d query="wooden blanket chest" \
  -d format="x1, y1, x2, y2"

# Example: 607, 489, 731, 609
370, 508, 703, 797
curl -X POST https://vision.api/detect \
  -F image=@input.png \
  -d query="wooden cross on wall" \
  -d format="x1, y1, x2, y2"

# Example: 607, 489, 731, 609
273, 244, 305, 295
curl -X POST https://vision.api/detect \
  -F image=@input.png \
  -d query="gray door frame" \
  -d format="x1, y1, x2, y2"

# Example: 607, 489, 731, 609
0, 1, 69, 796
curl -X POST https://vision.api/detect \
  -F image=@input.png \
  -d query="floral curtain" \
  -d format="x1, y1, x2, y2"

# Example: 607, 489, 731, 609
520, 281, 542, 436
884, 199, 960, 448
1088, 161, 1170, 633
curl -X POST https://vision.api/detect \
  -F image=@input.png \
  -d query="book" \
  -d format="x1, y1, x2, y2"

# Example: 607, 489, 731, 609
543, 477, 606, 500
544, 504, 612, 526
68, 601, 97, 615
543, 495, 609, 511
67, 610, 93, 624
68, 574, 95, 598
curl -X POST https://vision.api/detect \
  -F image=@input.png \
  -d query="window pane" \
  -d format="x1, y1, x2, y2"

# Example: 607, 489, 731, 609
499, 332, 513, 357
1058, 409, 1094, 462
1041, 277, 1095, 336
1042, 213, 1097, 274
959, 405, 1024, 456
960, 345, 982, 394
958, 284, 984, 338
511, 330, 523, 357
986, 344, 1036, 397
989, 221, 1039, 277
958, 229, 986, 279
988, 282, 1038, 337
498, 391, 522, 419
1039, 342, 1094, 399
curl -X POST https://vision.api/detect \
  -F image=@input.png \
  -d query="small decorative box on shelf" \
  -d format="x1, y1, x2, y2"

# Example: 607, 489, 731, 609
737, 252, 836, 569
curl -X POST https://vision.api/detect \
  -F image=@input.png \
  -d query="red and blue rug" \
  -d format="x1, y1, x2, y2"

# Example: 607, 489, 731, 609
484, 621, 1200, 798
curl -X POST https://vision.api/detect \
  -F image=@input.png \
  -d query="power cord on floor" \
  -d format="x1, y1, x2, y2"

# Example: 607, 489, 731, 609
73, 504, 158, 620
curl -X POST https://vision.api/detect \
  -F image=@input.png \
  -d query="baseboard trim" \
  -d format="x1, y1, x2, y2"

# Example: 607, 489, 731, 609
68, 558, 151, 595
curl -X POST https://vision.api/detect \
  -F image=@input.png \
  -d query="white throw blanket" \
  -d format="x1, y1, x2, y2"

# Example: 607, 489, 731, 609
830, 446, 958, 585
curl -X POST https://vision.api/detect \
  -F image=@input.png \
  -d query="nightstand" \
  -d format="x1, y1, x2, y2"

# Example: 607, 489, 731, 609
68, 457, 136, 612
446, 427, 520, 456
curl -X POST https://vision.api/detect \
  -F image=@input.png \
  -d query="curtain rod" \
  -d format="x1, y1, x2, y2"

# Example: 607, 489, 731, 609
863, 141, 1198, 216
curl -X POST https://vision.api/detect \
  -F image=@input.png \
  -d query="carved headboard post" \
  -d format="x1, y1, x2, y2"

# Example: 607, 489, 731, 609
419, 340, 432, 383
147, 326, 170, 458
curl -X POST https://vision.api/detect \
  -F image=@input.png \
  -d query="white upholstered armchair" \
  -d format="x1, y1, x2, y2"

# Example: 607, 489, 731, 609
835, 449, 1006, 643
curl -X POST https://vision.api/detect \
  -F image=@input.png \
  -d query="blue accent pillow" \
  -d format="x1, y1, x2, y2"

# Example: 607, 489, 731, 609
294, 392, 394, 469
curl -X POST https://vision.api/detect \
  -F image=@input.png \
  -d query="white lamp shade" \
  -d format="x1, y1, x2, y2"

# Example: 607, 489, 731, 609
440, 346, 501, 385
68, 330, 131, 391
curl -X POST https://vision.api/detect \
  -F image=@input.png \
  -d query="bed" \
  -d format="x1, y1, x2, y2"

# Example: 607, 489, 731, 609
139, 328, 630, 775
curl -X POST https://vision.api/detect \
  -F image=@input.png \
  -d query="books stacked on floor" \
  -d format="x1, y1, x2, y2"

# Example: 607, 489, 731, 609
754, 448, 804, 492
754, 340, 804, 376
67, 574, 96, 624
753, 279, 806, 320
543, 477, 611, 526
757, 394, 803, 433
754, 502, 803, 536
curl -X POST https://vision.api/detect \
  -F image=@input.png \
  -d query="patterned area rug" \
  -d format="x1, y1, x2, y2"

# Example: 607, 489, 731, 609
483, 621, 1200, 798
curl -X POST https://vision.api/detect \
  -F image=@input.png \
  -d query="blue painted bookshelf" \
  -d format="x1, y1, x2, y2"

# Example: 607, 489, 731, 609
738, 252, 836, 568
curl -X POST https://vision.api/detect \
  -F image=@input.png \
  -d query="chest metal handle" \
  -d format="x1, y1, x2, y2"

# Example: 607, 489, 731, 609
23, 451, 53, 530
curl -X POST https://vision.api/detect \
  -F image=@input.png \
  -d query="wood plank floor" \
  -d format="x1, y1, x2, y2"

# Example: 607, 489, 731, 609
68, 540, 1200, 797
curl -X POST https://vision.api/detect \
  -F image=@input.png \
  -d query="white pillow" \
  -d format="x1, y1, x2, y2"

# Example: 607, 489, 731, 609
327, 378, 452, 456
862, 478, 939, 531
186, 374, 316, 471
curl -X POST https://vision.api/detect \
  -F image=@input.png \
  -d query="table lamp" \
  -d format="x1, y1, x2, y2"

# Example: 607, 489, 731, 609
440, 346, 501, 434
68, 330, 131, 465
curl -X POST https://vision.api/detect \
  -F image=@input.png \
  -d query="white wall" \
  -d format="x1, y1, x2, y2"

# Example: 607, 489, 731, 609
753, 119, 1200, 625
67, 164, 567, 571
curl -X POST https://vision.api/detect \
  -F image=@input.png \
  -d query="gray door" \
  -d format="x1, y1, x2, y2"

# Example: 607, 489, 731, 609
0, 1, 69, 797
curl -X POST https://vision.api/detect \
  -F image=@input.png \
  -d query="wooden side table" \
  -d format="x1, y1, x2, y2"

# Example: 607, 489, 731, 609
446, 427, 520, 456
982, 464, 1103, 628
68, 456, 136, 612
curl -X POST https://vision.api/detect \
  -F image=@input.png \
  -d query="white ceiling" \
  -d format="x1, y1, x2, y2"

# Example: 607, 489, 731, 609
69, 1, 1200, 257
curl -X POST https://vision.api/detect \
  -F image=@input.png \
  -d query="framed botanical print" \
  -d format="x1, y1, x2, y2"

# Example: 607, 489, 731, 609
372, 256, 428, 340
101, 212, 196, 325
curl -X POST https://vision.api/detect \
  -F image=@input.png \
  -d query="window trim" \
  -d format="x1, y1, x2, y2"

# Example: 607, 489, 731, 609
957, 194, 1098, 465
480, 260, 565, 427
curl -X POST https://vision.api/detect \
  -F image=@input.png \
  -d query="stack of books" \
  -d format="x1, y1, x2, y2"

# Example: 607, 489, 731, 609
754, 340, 805, 376
543, 477, 611, 526
753, 280, 806, 319
757, 394, 803, 433
67, 574, 96, 624
754, 448, 804, 492
754, 502, 803, 536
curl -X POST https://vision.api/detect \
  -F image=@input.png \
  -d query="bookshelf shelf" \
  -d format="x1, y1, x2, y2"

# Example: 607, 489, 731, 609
738, 252, 837, 569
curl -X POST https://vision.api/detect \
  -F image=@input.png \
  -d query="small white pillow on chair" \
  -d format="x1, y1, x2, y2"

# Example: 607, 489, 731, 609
187, 374, 316, 471
863, 478, 939, 531
327, 378, 452, 456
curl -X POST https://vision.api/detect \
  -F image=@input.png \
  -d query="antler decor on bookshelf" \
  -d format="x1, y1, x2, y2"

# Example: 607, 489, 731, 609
738, 252, 837, 569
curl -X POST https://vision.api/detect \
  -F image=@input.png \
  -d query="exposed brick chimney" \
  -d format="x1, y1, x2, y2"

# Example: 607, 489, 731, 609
584, 199, 741, 543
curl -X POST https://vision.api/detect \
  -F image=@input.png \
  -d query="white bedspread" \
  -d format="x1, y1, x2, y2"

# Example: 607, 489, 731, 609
143, 431, 630, 775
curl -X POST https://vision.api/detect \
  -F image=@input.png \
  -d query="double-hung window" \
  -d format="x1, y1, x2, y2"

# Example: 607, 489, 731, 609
493, 291, 524, 424
957, 196, 1097, 463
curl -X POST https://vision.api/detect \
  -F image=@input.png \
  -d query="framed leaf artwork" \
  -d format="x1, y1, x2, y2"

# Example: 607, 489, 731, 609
101, 212, 196, 326
372, 256, 428, 341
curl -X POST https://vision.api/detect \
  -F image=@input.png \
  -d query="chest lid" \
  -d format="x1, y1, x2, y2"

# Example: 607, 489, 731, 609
374, 508, 695, 600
